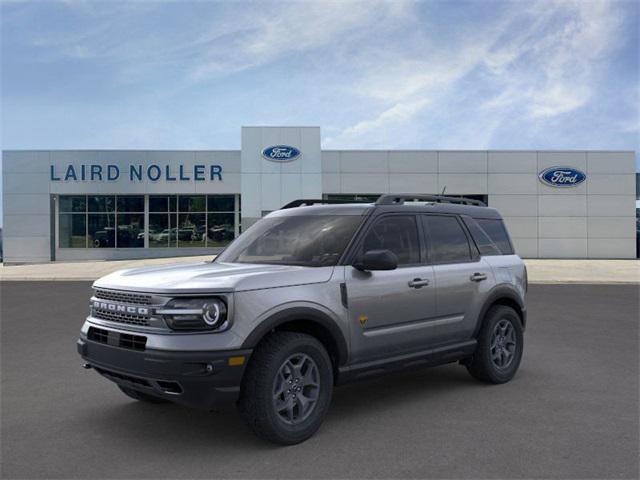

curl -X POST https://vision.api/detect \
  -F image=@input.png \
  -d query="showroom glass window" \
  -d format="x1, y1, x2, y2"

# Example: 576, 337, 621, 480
149, 195, 177, 248
116, 196, 144, 248
326, 193, 382, 203
59, 194, 237, 249
88, 196, 116, 248
148, 195, 238, 248
58, 195, 144, 249
177, 195, 206, 247
59, 196, 87, 247
207, 195, 236, 247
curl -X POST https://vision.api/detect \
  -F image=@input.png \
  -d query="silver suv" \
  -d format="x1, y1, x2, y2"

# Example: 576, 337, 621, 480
77, 194, 527, 444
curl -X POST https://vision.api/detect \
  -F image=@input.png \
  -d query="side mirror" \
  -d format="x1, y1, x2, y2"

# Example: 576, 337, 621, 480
353, 249, 398, 271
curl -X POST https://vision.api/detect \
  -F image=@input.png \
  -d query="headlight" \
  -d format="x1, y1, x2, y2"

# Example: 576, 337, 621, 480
158, 297, 228, 331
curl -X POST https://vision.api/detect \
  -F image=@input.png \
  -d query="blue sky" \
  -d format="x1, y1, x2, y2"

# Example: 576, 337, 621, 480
1, 0, 639, 224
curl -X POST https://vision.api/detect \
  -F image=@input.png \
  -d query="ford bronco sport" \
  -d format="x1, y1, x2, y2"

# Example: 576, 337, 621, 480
78, 194, 527, 444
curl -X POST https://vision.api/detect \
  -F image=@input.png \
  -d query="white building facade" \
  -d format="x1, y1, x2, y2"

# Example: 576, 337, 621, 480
2, 126, 637, 263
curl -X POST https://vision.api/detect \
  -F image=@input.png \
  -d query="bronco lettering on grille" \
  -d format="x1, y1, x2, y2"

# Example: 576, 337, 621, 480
92, 300, 149, 316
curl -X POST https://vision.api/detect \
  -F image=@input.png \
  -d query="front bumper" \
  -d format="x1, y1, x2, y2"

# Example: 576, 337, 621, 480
77, 336, 252, 410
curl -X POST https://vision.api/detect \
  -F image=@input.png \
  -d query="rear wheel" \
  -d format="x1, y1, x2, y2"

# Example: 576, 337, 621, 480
466, 305, 523, 384
238, 331, 333, 445
118, 385, 168, 404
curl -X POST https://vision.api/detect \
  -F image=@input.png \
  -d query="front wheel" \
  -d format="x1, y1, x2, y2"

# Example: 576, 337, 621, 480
238, 332, 333, 445
466, 305, 524, 384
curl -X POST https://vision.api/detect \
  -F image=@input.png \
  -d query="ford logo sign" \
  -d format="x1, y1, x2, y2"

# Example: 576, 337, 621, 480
538, 166, 586, 188
261, 145, 301, 162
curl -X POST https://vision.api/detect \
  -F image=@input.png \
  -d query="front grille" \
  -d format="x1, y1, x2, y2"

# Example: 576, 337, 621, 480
88, 326, 108, 343
119, 333, 147, 351
94, 289, 152, 305
92, 309, 150, 326
88, 326, 147, 351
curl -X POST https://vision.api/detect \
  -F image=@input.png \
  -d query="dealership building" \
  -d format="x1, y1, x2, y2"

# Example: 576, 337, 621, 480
2, 126, 637, 263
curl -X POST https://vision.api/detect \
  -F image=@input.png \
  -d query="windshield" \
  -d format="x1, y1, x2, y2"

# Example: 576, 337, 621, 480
216, 215, 363, 267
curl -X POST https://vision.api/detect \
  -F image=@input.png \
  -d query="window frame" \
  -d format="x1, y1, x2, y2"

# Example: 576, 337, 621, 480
421, 213, 480, 266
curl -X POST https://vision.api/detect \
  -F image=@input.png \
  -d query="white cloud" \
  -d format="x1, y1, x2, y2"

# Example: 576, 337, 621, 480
3, 0, 636, 154
325, 0, 628, 147
511, 0, 623, 118
190, 1, 412, 80
333, 98, 430, 140
22, 0, 414, 81
619, 120, 640, 134
324, 39, 498, 146
528, 84, 592, 118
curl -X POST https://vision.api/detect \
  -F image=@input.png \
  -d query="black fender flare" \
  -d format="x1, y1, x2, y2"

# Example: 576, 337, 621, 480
241, 307, 349, 366
474, 285, 527, 337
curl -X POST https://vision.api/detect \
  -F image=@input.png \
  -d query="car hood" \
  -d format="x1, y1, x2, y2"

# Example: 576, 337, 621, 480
93, 261, 335, 294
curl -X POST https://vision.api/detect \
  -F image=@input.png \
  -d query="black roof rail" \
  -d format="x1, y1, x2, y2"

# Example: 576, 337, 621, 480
280, 199, 371, 209
375, 194, 486, 207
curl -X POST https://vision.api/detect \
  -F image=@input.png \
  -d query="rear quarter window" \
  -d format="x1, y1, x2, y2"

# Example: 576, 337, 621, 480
463, 218, 501, 256
475, 218, 514, 255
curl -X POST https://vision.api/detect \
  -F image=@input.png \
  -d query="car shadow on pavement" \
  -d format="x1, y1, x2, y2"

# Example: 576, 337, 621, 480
80, 363, 497, 451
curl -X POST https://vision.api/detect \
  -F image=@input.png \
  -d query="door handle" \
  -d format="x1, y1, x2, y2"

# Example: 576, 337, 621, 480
408, 278, 430, 288
470, 272, 487, 282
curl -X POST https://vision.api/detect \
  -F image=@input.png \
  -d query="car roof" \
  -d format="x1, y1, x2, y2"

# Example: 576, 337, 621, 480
270, 201, 503, 220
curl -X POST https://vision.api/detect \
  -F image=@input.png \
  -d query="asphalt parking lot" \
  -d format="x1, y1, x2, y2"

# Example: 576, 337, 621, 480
1, 282, 638, 479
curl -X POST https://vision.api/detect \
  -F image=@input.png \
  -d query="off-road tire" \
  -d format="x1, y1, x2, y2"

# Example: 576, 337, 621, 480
118, 385, 169, 404
238, 331, 333, 445
466, 305, 523, 384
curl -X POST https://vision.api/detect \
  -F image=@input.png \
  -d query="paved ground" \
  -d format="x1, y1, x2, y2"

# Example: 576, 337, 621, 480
1, 256, 639, 283
1, 282, 638, 479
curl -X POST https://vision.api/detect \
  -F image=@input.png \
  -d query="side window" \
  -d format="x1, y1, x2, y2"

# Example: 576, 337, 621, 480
361, 215, 420, 265
423, 215, 472, 264
463, 217, 502, 256
476, 219, 514, 255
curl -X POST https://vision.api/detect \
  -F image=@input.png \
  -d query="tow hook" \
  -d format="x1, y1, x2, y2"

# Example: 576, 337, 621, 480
82, 363, 92, 370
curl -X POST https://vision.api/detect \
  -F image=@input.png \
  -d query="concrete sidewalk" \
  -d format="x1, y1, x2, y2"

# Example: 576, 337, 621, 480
0, 255, 214, 282
1, 256, 638, 284
524, 259, 639, 284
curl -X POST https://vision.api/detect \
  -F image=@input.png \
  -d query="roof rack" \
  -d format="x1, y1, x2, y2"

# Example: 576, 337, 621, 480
375, 194, 486, 207
282, 194, 486, 209
280, 199, 369, 209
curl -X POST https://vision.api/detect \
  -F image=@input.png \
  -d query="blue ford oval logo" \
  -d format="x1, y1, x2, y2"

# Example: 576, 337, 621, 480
538, 166, 586, 188
261, 145, 301, 162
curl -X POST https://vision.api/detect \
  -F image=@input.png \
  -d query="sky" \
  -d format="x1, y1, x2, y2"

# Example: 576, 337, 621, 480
1, 0, 639, 224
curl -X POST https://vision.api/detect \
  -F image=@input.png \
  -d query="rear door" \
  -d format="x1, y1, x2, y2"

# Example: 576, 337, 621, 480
422, 214, 493, 342
345, 214, 437, 363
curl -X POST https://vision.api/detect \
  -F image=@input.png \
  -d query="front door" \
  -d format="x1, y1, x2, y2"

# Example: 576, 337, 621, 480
345, 214, 437, 363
